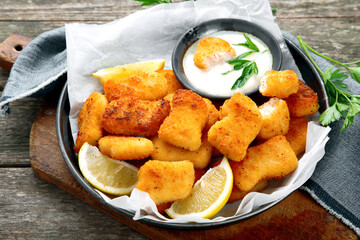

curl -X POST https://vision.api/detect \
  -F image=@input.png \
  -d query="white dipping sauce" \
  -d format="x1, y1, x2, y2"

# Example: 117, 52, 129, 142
183, 31, 273, 96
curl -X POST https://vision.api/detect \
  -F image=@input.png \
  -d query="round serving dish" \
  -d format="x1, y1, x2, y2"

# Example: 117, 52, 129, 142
56, 37, 328, 230
172, 18, 283, 100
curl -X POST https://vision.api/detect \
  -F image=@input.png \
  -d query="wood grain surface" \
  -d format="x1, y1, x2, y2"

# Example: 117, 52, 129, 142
0, 0, 359, 239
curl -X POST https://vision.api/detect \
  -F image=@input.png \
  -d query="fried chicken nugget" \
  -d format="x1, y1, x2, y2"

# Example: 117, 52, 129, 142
163, 93, 174, 108
284, 81, 320, 117
151, 136, 212, 169
136, 160, 195, 205
257, 98, 290, 140
285, 117, 309, 156
158, 89, 208, 151
104, 69, 168, 102
231, 135, 298, 192
203, 98, 221, 132
98, 136, 154, 161
208, 93, 262, 162
193, 37, 236, 70
227, 180, 268, 203
74, 92, 108, 153
157, 69, 184, 94
259, 70, 299, 98
101, 97, 170, 137
163, 94, 219, 133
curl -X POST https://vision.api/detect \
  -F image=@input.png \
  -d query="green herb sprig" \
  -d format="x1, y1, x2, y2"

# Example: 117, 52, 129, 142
226, 34, 261, 90
133, 0, 172, 6
233, 34, 260, 52
297, 36, 360, 132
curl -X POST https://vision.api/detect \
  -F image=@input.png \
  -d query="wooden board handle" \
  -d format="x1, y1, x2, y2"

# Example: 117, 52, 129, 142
0, 33, 32, 71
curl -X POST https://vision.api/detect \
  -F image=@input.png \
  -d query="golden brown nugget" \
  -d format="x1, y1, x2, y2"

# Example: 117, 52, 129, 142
259, 70, 299, 98
257, 98, 290, 140
99, 136, 154, 161
208, 93, 262, 162
101, 97, 170, 137
136, 160, 195, 205
157, 69, 184, 94
203, 98, 221, 132
227, 180, 268, 203
158, 89, 208, 151
163, 93, 174, 108
193, 37, 236, 69
163, 94, 219, 133
74, 92, 108, 153
151, 136, 212, 169
231, 135, 298, 192
285, 117, 309, 156
284, 81, 320, 117
104, 69, 168, 102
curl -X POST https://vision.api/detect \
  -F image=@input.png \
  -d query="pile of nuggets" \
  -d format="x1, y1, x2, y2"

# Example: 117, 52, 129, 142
74, 65, 319, 215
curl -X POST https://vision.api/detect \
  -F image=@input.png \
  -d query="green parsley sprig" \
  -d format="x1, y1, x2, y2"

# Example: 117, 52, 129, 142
297, 36, 360, 132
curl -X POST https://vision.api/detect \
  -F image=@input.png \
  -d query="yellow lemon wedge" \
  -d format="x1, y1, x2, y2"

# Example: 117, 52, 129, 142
78, 142, 138, 196
165, 157, 233, 219
92, 59, 165, 85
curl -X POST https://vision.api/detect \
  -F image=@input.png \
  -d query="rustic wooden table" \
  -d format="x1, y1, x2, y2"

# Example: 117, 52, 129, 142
0, 0, 359, 239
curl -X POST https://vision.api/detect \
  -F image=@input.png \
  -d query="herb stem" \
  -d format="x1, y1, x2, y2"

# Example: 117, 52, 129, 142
327, 79, 352, 101
298, 37, 323, 74
343, 60, 360, 66
297, 36, 350, 68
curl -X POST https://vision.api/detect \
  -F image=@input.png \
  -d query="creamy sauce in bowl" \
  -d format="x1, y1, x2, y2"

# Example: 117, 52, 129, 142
182, 31, 273, 96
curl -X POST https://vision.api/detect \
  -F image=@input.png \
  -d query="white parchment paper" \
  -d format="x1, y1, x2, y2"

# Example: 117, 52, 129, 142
65, 0, 331, 223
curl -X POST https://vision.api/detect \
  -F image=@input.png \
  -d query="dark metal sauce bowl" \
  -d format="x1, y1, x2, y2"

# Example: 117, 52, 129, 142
172, 18, 283, 100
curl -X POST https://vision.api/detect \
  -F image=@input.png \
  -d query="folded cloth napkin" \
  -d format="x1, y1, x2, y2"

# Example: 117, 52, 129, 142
1, 26, 359, 235
0, 27, 67, 116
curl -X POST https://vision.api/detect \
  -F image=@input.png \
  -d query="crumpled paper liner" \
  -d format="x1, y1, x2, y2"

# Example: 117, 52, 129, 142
65, 0, 330, 223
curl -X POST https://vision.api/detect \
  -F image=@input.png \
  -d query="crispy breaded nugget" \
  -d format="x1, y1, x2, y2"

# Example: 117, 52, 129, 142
285, 117, 309, 156
158, 89, 208, 151
157, 69, 184, 94
136, 160, 195, 205
231, 135, 298, 192
74, 92, 108, 153
104, 69, 168, 102
203, 98, 220, 132
208, 93, 262, 162
163, 93, 174, 108
259, 70, 299, 98
163, 94, 219, 133
99, 136, 154, 160
193, 37, 236, 70
257, 98, 290, 140
227, 180, 268, 203
151, 136, 212, 169
101, 97, 170, 137
284, 81, 320, 117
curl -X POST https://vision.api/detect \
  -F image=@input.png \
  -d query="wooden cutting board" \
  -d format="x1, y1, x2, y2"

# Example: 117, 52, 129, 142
1, 33, 356, 240
28, 92, 357, 240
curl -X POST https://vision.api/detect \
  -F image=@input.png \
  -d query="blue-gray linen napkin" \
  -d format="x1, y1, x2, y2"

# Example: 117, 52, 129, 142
1, 27, 359, 235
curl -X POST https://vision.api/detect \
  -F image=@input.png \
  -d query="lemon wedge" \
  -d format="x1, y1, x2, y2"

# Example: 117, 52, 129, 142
165, 157, 233, 219
78, 142, 138, 196
92, 59, 165, 85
